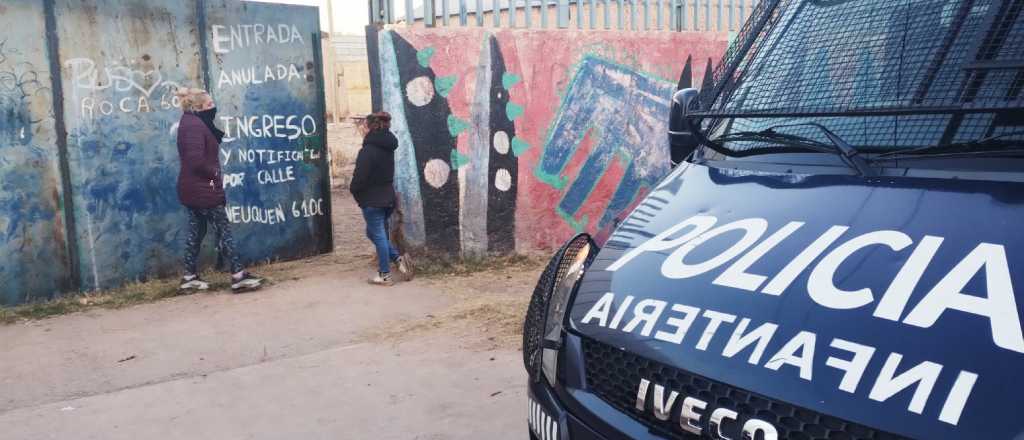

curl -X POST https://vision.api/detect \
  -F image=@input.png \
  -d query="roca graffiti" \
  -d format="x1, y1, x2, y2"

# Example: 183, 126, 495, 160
368, 27, 730, 255
0, 0, 330, 306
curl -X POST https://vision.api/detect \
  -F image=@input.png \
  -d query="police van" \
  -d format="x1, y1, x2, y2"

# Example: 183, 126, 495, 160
521, 0, 1024, 438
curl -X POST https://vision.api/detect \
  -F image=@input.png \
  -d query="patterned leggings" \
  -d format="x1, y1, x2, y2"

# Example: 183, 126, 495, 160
183, 206, 243, 275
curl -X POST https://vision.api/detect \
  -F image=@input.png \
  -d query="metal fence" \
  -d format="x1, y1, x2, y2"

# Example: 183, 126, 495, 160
370, 0, 762, 32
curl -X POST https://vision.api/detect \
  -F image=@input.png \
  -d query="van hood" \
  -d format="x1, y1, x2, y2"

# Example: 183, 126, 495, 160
569, 162, 1024, 439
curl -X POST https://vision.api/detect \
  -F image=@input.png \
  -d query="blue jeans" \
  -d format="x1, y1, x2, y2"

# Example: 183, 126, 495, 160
362, 207, 400, 273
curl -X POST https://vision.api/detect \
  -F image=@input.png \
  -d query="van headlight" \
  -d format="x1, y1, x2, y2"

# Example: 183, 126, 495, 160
523, 234, 596, 386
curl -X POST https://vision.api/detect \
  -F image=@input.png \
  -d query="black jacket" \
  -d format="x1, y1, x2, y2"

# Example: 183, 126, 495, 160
350, 130, 398, 208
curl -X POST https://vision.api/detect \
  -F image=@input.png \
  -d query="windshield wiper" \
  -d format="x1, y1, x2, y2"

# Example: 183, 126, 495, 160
712, 122, 873, 176
872, 131, 1024, 160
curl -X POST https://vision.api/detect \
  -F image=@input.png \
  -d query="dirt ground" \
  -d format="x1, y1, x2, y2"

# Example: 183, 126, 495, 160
0, 190, 547, 440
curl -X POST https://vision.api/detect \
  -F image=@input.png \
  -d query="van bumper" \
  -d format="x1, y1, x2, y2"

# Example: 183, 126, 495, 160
527, 377, 607, 440
525, 333, 677, 440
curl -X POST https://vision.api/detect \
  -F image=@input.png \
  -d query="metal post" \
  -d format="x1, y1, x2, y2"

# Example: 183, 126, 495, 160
459, 0, 468, 25
442, 0, 449, 26
494, 0, 501, 26
716, 0, 722, 30
644, 0, 650, 30
557, 0, 570, 28
669, 0, 675, 30
425, 0, 436, 26
590, 0, 597, 29
510, 0, 518, 27
656, 0, 662, 30
525, 0, 533, 28
616, 0, 624, 29
727, 0, 734, 30
406, 0, 414, 24
604, 0, 611, 29
476, 0, 484, 25
577, 0, 583, 28
681, 0, 687, 30
369, 0, 381, 24
738, 0, 744, 26
325, 0, 338, 122
692, 0, 697, 30
704, 0, 710, 31
541, 0, 549, 28
631, 0, 638, 30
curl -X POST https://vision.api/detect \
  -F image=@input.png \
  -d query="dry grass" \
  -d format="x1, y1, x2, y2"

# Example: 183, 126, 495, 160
409, 252, 546, 279
360, 255, 549, 351
0, 277, 187, 325
0, 251, 545, 328
360, 295, 530, 350
0, 254, 327, 326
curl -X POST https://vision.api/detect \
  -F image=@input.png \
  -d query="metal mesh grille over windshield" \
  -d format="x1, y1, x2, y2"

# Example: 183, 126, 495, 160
696, 0, 1024, 151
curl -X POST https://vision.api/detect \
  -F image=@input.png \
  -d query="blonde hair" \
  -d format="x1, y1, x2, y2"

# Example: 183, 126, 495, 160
174, 87, 212, 112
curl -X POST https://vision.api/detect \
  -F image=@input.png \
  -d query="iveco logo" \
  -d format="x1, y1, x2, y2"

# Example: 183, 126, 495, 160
636, 378, 778, 440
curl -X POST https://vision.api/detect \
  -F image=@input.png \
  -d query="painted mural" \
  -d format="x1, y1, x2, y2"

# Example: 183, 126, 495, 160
369, 28, 730, 255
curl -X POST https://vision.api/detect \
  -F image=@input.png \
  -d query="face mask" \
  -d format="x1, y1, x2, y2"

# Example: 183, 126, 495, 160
197, 106, 217, 119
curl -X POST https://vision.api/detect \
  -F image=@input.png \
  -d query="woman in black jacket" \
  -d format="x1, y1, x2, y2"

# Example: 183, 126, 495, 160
350, 112, 410, 285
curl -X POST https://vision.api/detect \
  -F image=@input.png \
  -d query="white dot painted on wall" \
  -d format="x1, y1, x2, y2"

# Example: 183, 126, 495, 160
405, 76, 435, 107
493, 131, 510, 155
494, 168, 512, 192
424, 158, 451, 189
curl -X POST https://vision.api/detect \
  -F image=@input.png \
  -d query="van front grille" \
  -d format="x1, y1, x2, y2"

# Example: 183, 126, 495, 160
581, 336, 908, 440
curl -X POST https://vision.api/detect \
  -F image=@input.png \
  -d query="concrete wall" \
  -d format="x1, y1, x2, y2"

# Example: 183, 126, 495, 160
0, 0, 331, 306
368, 27, 729, 256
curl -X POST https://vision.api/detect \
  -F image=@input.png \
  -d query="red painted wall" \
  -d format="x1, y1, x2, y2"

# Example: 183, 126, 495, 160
370, 28, 730, 254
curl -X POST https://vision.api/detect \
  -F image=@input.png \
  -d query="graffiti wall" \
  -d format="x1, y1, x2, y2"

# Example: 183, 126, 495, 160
368, 28, 729, 255
0, 2, 71, 304
0, 0, 329, 306
203, 0, 332, 266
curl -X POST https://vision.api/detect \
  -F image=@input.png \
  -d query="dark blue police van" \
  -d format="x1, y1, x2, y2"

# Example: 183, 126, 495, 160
521, 0, 1024, 439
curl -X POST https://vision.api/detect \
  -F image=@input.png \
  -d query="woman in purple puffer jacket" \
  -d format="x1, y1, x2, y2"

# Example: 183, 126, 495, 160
175, 87, 261, 293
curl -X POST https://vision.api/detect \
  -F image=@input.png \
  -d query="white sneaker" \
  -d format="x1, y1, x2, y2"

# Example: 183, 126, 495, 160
231, 272, 263, 292
180, 275, 209, 291
396, 255, 413, 280
368, 272, 394, 286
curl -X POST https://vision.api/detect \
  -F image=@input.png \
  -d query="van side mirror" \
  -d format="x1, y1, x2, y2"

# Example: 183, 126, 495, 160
668, 88, 701, 167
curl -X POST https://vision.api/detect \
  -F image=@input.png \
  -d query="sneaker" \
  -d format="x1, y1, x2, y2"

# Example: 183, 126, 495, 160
231, 272, 263, 292
395, 255, 414, 280
179, 275, 209, 291
368, 272, 394, 286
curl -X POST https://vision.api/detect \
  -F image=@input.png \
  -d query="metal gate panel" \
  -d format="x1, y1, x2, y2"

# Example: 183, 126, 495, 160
54, 0, 205, 291
201, 0, 332, 264
0, 2, 72, 305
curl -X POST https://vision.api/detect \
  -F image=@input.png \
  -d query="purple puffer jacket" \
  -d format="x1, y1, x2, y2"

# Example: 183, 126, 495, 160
176, 113, 225, 209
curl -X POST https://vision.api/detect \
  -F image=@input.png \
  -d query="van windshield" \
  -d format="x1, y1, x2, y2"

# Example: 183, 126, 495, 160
694, 0, 1024, 156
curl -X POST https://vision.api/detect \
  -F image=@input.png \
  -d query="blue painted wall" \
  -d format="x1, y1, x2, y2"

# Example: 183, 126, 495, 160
0, 2, 72, 305
0, 0, 330, 306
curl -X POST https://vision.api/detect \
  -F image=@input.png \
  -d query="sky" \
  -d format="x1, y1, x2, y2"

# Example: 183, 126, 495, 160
243, 0, 405, 35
